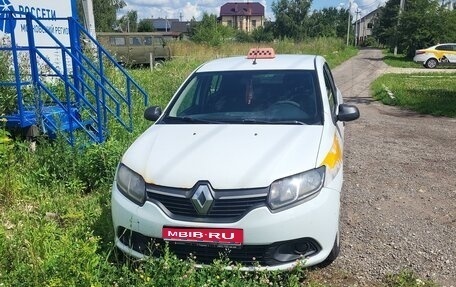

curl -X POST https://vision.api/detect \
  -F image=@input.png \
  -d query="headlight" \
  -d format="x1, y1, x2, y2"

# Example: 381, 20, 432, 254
116, 164, 146, 206
268, 166, 325, 210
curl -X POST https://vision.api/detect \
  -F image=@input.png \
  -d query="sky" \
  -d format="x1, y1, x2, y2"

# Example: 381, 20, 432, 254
118, 0, 388, 22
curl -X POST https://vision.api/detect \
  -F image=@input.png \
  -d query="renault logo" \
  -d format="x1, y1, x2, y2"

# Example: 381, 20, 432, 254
191, 184, 214, 215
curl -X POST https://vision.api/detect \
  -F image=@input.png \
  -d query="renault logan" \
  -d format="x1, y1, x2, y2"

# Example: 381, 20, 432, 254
111, 48, 360, 270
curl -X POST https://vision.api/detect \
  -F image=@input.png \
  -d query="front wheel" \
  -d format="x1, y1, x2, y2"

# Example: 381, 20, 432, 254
424, 58, 438, 69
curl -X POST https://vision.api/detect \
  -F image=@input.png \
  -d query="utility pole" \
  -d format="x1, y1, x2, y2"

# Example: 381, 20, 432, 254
354, 8, 361, 46
394, 0, 405, 55
81, 0, 96, 40
346, 1, 351, 46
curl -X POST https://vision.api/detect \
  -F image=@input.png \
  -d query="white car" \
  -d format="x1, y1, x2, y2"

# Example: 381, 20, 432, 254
111, 48, 360, 270
413, 43, 456, 68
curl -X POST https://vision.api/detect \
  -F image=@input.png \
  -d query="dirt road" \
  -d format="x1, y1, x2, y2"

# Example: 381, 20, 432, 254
311, 49, 456, 286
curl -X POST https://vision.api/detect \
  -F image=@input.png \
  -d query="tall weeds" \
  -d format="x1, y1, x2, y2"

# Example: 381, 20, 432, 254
0, 39, 357, 286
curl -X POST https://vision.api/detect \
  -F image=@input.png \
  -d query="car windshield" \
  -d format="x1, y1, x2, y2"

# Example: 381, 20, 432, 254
163, 70, 323, 125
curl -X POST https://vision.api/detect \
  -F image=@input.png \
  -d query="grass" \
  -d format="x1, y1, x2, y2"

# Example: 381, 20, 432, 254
382, 50, 456, 69
371, 73, 456, 117
384, 270, 438, 287
168, 38, 359, 68
382, 50, 423, 68
0, 39, 442, 286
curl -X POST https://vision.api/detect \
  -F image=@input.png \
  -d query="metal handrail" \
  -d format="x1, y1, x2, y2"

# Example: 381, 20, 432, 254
0, 11, 150, 145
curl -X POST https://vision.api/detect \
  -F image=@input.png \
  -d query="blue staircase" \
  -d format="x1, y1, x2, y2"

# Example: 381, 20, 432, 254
0, 11, 149, 145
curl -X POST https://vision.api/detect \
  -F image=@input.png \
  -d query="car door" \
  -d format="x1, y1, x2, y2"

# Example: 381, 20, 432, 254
128, 36, 146, 65
445, 44, 456, 63
107, 35, 129, 65
435, 44, 455, 63
152, 36, 170, 61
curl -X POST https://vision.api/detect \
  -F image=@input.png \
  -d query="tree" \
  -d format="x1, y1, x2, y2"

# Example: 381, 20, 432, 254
235, 30, 254, 42
77, 0, 126, 32
138, 19, 154, 32
190, 13, 235, 46
118, 10, 138, 32
251, 23, 275, 42
308, 7, 349, 38
372, 0, 401, 49
373, 0, 451, 57
398, 0, 444, 57
440, 9, 456, 43
272, 0, 313, 40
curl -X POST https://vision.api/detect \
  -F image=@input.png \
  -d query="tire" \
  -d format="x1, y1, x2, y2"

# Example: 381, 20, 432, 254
424, 58, 438, 69
154, 60, 163, 69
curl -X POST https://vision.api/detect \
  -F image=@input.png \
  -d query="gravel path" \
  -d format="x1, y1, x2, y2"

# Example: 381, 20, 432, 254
310, 49, 456, 287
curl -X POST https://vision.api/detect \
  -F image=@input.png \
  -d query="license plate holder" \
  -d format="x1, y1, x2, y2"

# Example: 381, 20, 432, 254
162, 227, 243, 246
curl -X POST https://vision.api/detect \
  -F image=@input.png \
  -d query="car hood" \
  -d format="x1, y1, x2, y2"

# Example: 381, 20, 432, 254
121, 124, 324, 189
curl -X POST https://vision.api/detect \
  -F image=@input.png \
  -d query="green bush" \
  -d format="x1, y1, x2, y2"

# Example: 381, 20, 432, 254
0, 47, 17, 115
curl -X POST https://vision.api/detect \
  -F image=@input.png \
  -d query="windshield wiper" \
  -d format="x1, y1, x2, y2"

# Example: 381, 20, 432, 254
242, 119, 305, 125
163, 116, 223, 124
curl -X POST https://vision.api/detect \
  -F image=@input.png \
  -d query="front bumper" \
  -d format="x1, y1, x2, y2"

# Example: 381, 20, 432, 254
111, 184, 340, 270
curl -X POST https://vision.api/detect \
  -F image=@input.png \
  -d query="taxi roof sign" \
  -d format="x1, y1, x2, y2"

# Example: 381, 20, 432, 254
247, 47, 275, 59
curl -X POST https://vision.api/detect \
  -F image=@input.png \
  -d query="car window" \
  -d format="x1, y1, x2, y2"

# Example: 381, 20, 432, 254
169, 77, 200, 116
436, 45, 450, 51
166, 70, 322, 125
129, 37, 142, 46
109, 37, 126, 46
154, 37, 163, 46
144, 36, 153, 45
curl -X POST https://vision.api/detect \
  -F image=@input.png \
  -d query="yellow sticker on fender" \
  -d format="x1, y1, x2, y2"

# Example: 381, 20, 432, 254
321, 135, 342, 170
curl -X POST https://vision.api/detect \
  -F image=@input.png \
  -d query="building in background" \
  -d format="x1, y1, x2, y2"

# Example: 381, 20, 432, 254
151, 18, 177, 32
353, 8, 379, 46
219, 2, 265, 32
135, 18, 191, 39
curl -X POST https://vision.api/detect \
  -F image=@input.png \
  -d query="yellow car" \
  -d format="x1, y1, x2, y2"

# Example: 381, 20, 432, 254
413, 43, 456, 68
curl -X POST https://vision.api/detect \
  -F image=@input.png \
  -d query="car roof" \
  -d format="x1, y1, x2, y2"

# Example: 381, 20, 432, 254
195, 54, 324, 73
429, 43, 456, 48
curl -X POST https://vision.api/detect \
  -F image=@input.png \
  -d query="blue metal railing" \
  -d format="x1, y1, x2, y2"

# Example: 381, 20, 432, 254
0, 11, 149, 145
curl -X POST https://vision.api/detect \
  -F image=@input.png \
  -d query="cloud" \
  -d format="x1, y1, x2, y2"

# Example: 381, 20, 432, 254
350, 0, 387, 17
182, 2, 201, 20
118, 0, 389, 23
120, 0, 274, 21
120, 0, 226, 21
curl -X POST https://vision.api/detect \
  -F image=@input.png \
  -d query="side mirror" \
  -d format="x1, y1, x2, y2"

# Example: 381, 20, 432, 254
337, 104, 360, 122
144, 106, 162, 121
